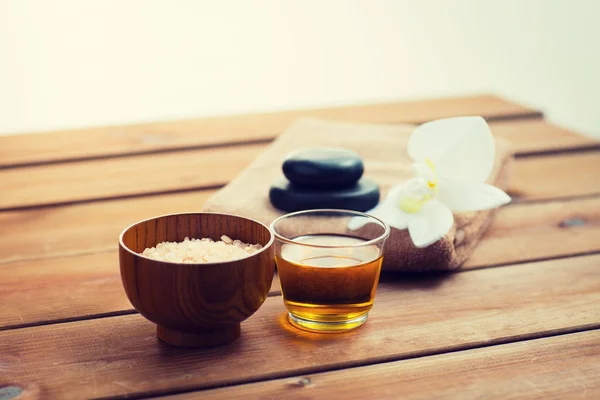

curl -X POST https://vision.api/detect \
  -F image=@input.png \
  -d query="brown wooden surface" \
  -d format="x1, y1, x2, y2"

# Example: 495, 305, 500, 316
2, 139, 599, 212
189, 329, 600, 400
1, 251, 133, 329
464, 194, 600, 267
2, 195, 599, 330
0, 190, 217, 264
3, 255, 599, 399
0, 95, 540, 168
511, 151, 600, 200
2, 188, 597, 267
490, 119, 599, 155
0, 144, 263, 211
1, 94, 599, 399
0, 250, 283, 330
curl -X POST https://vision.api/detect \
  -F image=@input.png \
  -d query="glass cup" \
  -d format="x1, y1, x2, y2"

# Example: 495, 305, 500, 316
270, 209, 390, 333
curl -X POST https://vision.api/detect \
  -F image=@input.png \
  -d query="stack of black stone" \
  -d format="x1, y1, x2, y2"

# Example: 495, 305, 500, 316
269, 147, 380, 213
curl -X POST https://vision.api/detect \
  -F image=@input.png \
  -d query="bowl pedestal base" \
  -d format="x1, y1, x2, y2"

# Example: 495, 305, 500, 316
157, 324, 241, 348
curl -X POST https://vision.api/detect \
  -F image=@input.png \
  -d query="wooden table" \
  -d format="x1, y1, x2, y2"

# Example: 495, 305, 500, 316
2, 95, 600, 399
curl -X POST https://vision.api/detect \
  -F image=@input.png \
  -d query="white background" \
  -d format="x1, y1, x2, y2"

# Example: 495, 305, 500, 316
1, 0, 599, 138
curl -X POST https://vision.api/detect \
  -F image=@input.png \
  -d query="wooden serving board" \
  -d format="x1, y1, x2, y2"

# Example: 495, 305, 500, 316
1, 94, 599, 399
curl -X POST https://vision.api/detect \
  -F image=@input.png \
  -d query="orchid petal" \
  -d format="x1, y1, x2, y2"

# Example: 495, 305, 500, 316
348, 200, 408, 231
368, 201, 408, 230
438, 179, 511, 212
407, 200, 453, 248
348, 183, 410, 231
408, 116, 495, 183
384, 182, 406, 203
434, 118, 495, 183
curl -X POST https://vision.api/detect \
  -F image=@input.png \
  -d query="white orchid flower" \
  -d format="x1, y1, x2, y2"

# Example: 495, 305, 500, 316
357, 116, 511, 248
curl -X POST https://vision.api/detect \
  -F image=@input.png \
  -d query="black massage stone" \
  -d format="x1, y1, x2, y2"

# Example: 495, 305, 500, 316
269, 177, 380, 213
282, 147, 364, 189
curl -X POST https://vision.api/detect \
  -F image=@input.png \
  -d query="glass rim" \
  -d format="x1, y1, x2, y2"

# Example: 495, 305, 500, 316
269, 208, 391, 249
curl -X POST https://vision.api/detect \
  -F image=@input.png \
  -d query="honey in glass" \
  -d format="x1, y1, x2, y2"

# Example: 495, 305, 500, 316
271, 210, 390, 333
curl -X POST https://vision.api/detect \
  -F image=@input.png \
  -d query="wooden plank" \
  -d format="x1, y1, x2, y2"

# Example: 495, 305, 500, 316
0, 252, 131, 328
0, 250, 282, 330
490, 119, 598, 155
2, 194, 599, 329
1, 141, 599, 211
2, 186, 599, 267
465, 195, 600, 268
0, 190, 218, 264
0, 143, 264, 211
190, 330, 600, 400
0, 95, 541, 168
2, 254, 599, 399
510, 151, 600, 201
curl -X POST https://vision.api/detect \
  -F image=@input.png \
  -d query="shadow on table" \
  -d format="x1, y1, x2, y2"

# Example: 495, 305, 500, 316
379, 270, 455, 291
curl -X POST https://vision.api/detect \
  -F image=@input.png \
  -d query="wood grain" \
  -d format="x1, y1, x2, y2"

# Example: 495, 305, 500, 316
2, 254, 599, 399
0, 249, 282, 330
2, 187, 599, 267
0, 143, 265, 211
0, 95, 541, 168
465, 195, 600, 267
510, 151, 600, 200
0, 251, 130, 329
119, 213, 274, 348
188, 329, 600, 400
2, 95, 594, 400
2, 194, 599, 329
490, 119, 598, 155
1, 143, 599, 211
0, 190, 217, 264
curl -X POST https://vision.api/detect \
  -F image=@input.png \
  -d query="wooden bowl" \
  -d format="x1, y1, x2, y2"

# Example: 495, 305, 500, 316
118, 212, 274, 348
